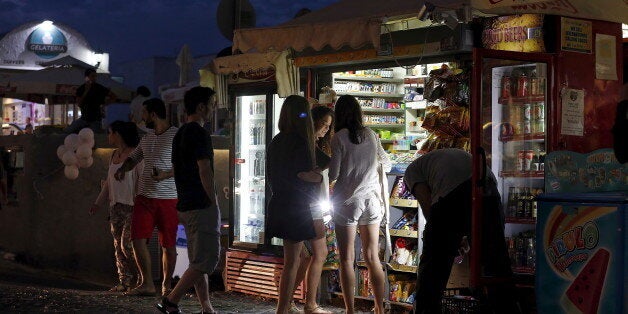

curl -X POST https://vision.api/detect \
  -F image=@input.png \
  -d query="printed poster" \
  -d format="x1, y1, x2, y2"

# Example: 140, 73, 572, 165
560, 88, 584, 136
595, 34, 618, 80
560, 17, 592, 53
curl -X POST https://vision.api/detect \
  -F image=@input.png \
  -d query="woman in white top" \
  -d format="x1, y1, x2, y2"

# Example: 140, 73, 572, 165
90, 121, 143, 292
329, 95, 391, 314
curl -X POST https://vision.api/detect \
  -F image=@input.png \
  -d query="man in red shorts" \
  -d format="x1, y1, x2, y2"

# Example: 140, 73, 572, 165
115, 98, 179, 296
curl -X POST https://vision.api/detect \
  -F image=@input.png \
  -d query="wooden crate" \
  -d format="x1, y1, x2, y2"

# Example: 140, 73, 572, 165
225, 250, 305, 302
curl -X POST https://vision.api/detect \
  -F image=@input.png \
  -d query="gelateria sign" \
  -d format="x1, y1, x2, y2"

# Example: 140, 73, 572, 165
0, 20, 109, 72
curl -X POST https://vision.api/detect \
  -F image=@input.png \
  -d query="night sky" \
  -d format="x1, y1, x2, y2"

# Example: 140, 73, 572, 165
0, 0, 337, 70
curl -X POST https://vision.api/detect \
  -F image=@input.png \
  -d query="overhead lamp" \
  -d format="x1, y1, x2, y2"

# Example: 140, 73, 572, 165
417, 2, 436, 21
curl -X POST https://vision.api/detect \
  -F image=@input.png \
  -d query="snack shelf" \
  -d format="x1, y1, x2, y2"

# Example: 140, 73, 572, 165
361, 108, 405, 113
331, 292, 413, 309
505, 217, 536, 224
389, 198, 418, 208
389, 229, 419, 238
337, 92, 405, 98
333, 75, 405, 83
500, 170, 544, 178
499, 133, 545, 142
498, 95, 545, 105
365, 123, 405, 128
387, 262, 418, 273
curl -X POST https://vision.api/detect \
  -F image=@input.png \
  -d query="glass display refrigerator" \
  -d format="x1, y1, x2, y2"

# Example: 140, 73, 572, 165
231, 92, 284, 250
470, 48, 554, 292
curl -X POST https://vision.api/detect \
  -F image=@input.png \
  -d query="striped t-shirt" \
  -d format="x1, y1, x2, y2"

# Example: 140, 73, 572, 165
129, 126, 178, 199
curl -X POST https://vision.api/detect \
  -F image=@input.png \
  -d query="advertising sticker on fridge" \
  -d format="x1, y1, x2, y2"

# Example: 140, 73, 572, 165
536, 200, 624, 314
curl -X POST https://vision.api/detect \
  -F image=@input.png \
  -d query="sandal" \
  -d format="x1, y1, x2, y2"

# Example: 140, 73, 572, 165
288, 301, 300, 313
303, 305, 333, 314
108, 284, 128, 292
155, 297, 182, 314
124, 287, 157, 296
161, 287, 173, 297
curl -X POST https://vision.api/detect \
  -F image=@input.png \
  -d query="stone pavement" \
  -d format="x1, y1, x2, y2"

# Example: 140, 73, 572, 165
0, 255, 385, 313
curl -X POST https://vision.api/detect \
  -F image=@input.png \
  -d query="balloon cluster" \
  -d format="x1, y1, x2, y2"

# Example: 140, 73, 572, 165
57, 128, 95, 180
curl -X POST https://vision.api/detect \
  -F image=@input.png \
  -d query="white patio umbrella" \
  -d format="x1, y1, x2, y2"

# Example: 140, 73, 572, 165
176, 44, 193, 86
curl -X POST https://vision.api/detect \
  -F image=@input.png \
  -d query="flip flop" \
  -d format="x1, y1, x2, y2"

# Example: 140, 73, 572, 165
124, 287, 156, 296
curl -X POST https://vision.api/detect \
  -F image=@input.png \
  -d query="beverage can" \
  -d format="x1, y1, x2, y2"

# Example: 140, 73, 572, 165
524, 150, 535, 171
532, 102, 545, 119
522, 104, 532, 121
517, 74, 529, 97
523, 120, 532, 134
517, 151, 526, 172
501, 76, 512, 99
534, 119, 545, 134
530, 77, 539, 95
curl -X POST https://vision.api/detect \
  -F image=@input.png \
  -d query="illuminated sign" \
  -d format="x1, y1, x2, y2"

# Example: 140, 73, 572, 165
26, 22, 68, 59
481, 14, 546, 52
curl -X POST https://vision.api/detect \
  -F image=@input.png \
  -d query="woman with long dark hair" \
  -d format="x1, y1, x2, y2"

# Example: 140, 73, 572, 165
266, 95, 325, 314
329, 95, 390, 314
90, 121, 143, 292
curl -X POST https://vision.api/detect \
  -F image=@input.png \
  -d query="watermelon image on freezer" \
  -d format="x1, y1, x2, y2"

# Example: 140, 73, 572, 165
560, 248, 610, 314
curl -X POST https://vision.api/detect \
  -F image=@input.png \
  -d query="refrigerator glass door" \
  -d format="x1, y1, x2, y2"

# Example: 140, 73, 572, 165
479, 58, 548, 273
270, 94, 285, 246
234, 94, 267, 246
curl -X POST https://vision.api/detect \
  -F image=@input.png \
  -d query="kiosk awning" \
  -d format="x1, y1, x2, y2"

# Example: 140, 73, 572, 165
233, 0, 627, 54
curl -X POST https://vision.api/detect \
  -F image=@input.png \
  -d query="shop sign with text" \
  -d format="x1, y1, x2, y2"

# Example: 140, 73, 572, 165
560, 17, 592, 53
481, 14, 545, 52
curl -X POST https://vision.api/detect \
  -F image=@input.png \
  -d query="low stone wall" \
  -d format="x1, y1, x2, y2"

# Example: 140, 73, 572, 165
0, 133, 115, 283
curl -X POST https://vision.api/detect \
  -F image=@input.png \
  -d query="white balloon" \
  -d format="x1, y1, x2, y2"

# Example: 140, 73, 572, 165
62, 150, 78, 166
56, 145, 66, 160
76, 144, 92, 159
78, 128, 94, 142
64, 134, 80, 151
64, 165, 79, 180
82, 137, 95, 148
78, 157, 94, 168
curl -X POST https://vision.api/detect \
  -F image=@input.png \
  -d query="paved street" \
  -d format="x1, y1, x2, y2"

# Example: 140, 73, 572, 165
0, 254, 383, 313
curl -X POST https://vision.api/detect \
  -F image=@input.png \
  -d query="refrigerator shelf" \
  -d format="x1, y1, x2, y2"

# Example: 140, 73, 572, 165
512, 266, 535, 275
500, 170, 544, 178
499, 133, 545, 142
498, 95, 545, 105
365, 123, 405, 128
248, 145, 265, 150
337, 91, 405, 98
333, 75, 405, 83
250, 114, 265, 120
361, 108, 405, 113
505, 217, 536, 224
387, 262, 418, 273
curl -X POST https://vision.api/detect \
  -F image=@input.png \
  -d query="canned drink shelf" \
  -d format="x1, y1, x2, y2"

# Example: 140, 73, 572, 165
512, 266, 535, 275
389, 228, 419, 238
499, 133, 545, 142
500, 170, 544, 178
498, 95, 545, 105
505, 217, 537, 224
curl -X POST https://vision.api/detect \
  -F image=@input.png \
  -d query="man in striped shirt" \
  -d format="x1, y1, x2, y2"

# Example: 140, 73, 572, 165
115, 98, 178, 297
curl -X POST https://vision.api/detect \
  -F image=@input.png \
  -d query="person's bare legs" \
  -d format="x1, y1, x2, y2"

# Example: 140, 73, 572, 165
131, 239, 156, 293
161, 246, 177, 295
277, 239, 303, 314
304, 220, 330, 312
163, 268, 215, 313
359, 223, 385, 314
193, 274, 215, 313
335, 224, 357, 314
291, 245, 310, 305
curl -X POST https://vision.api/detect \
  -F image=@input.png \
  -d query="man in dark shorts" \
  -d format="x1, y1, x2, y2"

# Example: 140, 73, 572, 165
156, 87, 219, 314
65, 68, 116, 133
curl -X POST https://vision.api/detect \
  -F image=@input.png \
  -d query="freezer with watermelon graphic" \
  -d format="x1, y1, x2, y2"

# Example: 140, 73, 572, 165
536, 192, 626, 314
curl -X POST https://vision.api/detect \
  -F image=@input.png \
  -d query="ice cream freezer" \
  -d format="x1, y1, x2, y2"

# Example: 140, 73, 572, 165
535, 192, 626, 314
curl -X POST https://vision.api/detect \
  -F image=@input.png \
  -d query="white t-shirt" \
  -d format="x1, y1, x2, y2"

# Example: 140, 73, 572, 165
329, 128, 391, 205
403, 148, 472, 204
